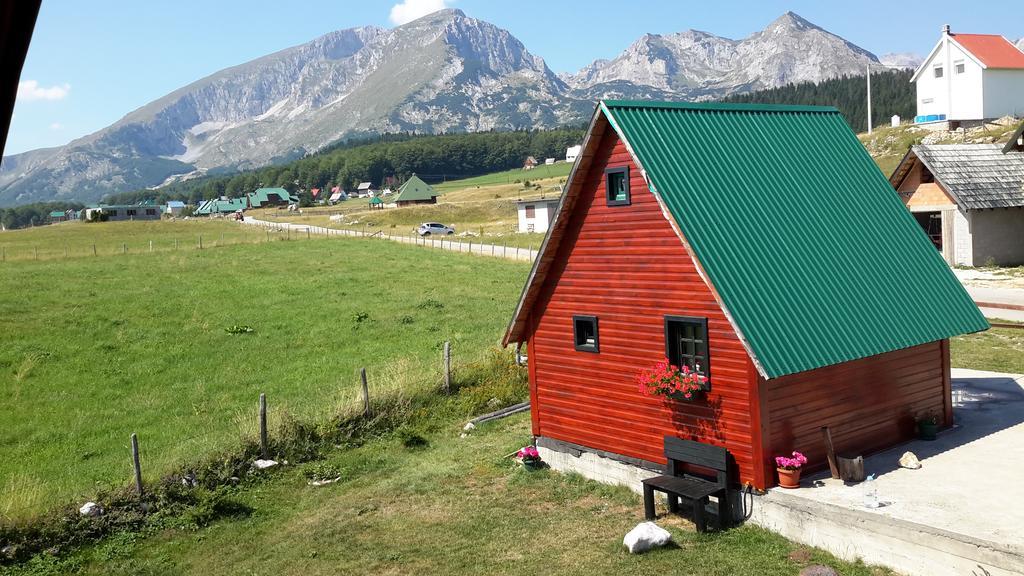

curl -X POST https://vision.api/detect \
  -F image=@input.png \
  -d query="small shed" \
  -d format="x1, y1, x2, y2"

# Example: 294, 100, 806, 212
395, 174, 437, 207
516, 198, 559, 233
165, 200, 186, 216
503, 101, 988, 490
369, 196, 385, 210
356, 182, 376, 198
329, 186, 347, 203
523, 156, 538, 171
889, 128, 1024, 266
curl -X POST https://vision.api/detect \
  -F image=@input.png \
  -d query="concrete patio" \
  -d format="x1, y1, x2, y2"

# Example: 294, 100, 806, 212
750, 368, 1024, 576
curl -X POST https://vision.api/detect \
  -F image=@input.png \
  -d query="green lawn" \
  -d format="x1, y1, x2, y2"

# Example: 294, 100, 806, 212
951, 327, 1024, 374
0, 220, 268, 262
0, 232, 528, 520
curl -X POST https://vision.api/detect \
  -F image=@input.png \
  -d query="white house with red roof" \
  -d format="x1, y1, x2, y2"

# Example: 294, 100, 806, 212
912, 25, 1024, 124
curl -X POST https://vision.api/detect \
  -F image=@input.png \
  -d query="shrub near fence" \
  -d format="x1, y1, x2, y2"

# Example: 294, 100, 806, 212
0, 344, 527, 567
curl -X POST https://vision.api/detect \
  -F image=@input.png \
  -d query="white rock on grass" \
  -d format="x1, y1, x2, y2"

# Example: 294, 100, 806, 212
899, 451, 922, 469
462, 422, 476, 432
309, 476, 341, 487
253, 459, 278, 470
623, 521, 672, 554
79, 502, 102, 516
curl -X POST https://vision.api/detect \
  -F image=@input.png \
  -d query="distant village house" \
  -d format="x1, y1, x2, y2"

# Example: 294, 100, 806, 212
394, 174, 438, 207
523, 156, 538, 170
565, 145, 581, 163
516, 198, 559, 233
913, 25, 1024, 127
889, 123, 1024, 266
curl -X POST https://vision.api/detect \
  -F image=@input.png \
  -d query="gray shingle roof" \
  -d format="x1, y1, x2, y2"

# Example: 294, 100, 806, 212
911, 144, 1024, 209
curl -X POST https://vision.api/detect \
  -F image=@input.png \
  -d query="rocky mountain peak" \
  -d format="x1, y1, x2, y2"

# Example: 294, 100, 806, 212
0, 11, 892, 206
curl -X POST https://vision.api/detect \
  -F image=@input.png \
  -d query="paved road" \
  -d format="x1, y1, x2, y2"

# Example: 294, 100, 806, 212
240, 217, 538, 262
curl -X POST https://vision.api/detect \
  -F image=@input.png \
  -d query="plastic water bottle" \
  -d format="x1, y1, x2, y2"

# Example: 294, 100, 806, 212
863, 474, 879, 509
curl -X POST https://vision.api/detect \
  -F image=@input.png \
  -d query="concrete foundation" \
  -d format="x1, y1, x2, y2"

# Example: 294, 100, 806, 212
536, 369, 1024, 576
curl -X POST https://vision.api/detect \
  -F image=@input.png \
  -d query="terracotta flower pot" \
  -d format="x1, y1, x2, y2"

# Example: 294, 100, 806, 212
777, 467, 801, 489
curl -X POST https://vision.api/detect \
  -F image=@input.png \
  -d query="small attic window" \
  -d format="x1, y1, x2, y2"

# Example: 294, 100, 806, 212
573, 315, 599, 353
605, 167, 630, 206
934, 65, 944, 79
921, 166, 934, 183
954, 60, 965, 75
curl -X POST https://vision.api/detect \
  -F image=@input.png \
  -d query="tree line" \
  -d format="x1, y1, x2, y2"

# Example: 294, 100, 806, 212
105, 127, 585, 206
721, 69, 915, 133
0, 202, 84, 230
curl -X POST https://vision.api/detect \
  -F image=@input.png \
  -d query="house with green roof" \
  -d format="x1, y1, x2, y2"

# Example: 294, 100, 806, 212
247, 187, 297, 209
394, 174, 437, 207
194, 198, 247, 216
48, 210, 68, 223
504, 100, 987, 492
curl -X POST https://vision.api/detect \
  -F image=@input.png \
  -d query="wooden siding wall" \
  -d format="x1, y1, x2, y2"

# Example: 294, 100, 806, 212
762, 341, 948, 485
527, 128, 763, 487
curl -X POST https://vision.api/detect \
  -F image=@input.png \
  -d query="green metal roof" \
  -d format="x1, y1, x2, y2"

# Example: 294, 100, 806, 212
248, 187, 297, 208
49, 211, 65, 218
369, 196, 384, 204
195, 198, 247, 215
395, 175, 436, 202
599, 100, 987, 378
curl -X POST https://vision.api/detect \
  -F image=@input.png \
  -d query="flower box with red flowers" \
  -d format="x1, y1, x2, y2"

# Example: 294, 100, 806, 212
636, 358, 709, 401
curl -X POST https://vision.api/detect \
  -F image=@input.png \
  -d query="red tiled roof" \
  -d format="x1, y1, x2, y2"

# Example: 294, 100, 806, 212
952, 34, 1024, 69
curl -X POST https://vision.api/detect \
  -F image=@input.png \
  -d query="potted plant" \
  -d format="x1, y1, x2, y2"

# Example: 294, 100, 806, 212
917, 411, 939, 441
636, 358, 708, 401
775, 451, 808, 489
516, 445, 542, 470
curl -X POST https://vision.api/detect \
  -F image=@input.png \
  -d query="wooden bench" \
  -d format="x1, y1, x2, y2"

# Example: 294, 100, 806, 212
641, 436, 731, 532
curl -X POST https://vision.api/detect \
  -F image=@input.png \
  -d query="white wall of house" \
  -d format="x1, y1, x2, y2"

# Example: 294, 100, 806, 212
983, 69, 1024, 119
915, 38, 985, 120
566, 145, 581, 163
517, 201, 557, 233
953, 209, 973, 266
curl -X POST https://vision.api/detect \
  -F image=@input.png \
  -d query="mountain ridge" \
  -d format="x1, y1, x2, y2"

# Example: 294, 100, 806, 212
1, 9, 897, 206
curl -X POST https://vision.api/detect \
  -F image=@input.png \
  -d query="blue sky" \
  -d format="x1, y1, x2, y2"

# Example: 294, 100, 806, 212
7, 0, 1022, 155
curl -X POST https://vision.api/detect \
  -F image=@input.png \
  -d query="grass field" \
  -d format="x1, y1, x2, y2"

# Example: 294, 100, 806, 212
4, 413, 894, 576
0, 230, 528, 521
0, 220, 270, 262
951, 326, 1024, 374
431, 162, 572, 193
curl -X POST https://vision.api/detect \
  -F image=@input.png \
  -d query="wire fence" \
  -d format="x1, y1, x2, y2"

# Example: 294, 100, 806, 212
242, 217, 540, 262
0, 220, 541, 263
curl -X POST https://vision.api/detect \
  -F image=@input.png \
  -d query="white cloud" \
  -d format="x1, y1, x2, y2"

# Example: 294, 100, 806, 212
49, 122, 63, 131
17, 80, 70, 102
389, 0, 451, 25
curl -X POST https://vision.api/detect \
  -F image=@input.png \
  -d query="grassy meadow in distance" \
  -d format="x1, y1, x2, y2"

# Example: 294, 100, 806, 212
0, 220, 269, 262
0, 226, 528, 520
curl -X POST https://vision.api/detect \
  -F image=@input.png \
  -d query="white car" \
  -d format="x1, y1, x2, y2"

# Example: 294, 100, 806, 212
417, 222, 455, 236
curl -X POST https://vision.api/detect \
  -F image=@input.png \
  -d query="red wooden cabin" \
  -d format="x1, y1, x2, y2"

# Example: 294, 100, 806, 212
503, 101, 988, 490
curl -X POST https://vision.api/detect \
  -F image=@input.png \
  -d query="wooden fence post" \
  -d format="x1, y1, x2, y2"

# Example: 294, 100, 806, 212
443, 340, 451, 394
259, 393, 268, 459
174, 238, 178, 250
468, 240, 472, 254
131, 433, 143, 498
149, 240, 153, 253
199, 235, 203, 250
1, 246, 5, 262
360, 368, 371, 418
93, 243, 97, 256
34, 246, 38, 260
306, 228, 310, 240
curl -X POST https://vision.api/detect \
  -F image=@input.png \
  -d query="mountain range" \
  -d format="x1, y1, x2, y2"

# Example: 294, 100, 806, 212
0, 10, 910, 206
